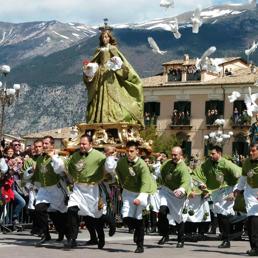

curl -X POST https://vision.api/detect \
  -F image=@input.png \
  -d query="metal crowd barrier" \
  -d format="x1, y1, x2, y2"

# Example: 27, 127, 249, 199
0, 201, 33, 233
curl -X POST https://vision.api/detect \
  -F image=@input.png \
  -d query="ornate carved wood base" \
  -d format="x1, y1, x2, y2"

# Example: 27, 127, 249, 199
63, 122, 152, 152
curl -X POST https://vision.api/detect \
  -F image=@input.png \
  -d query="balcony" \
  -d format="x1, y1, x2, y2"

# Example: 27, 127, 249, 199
170, 114, 192, 129
231, 114, 251, 129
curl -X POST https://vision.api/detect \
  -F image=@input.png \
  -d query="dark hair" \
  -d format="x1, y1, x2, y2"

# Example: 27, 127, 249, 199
209, 145, 222, 153
250, 143, 258, 150
33, 139, 43, 145
43, 135, 55, 145
99, 31, 117, 47
4, 146, 15, 154
81, 134, 93, 143
126, 140, 139, 149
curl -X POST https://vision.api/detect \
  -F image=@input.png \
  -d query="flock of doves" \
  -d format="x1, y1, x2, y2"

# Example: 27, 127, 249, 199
148, 0, 258, 117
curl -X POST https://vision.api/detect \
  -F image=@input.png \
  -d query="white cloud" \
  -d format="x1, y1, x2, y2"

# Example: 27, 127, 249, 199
0, 0, 247, 25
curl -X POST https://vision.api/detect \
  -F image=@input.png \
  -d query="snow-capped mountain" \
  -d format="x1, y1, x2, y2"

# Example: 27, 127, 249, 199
1, 2, 258, 136
113, 0, 256, 30
0, 20, 97, 66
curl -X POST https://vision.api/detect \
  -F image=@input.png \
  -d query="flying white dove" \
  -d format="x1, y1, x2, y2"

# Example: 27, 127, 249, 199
208, 58, 223, 74
244, 87, 258, 116
83, 62, 99, 81
196, 46, 216, 70
191, 7, 202, 34
106, 56, 123, 71
168, 18, 181, 39
147, 37, 167, 55
160, 0, 174, 9
228, 91, 241, 103
0, 65, 11, 75
245, 41, 258, 56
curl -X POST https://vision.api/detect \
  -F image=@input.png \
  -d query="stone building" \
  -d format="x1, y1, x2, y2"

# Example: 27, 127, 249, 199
143, 54, 258, 158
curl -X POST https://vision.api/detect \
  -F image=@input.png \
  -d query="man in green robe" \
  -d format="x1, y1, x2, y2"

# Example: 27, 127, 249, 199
234, 143, 258, 256
193, 145, 241, 248
22, 139, 44, 236
116, 140, 157, 253
30, 136, 67, 247
157, 146, 191, 248
65, 134, 107, 249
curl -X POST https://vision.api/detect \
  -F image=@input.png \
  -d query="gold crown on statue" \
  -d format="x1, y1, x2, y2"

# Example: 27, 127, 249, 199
99, 18, 113, 32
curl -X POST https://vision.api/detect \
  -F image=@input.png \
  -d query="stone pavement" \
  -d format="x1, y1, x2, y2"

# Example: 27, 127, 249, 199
0, 228, 251, 258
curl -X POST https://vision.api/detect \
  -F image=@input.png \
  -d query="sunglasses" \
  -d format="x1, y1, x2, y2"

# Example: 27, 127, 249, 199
14, 144, 21, 146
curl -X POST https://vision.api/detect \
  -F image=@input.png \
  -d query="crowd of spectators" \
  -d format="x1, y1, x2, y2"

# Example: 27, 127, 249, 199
232, 107, 251, 126
206, 109, 220, 125
144, 112, 158, 126
0, 139, 28, 226
171, 109, 191, 125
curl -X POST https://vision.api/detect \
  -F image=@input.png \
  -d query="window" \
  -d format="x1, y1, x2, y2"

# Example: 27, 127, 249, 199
186, 66, 201, 81
144, 102, 160, 126
168, 68, 182, 82
205, 100, 224, 125
176, 132, 191, 160
172, 101, 191, 125
232, 100, 251, 126
181, 141, 192, 161
232, 133, 249, 160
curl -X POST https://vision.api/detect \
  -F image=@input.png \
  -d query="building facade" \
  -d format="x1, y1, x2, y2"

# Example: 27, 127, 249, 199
143, 54, 258, 158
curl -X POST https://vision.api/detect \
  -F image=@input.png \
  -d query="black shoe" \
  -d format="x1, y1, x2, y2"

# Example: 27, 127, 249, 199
109, 225, 116, 237
85, 239, 98, 245
64, 239, 77, 248
134, 246, 144, 253
218, 241, 230, 248
35, 235, 51, 247
248, 249, 258, 256
98, 239, 105, 249
176, 242, 184, 248
150, 227, 156, 233
56, 233, 64, 242
158, 235, 169, 245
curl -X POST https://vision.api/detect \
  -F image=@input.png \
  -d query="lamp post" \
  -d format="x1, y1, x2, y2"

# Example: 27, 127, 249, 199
204, 119, 233, 147
0, 65, 20, 140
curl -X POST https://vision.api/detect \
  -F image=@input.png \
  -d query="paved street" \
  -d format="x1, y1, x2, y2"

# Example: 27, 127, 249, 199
0, 228, 251, 258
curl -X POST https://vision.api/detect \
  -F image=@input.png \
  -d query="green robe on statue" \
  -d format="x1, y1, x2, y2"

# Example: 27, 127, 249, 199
83, 44, 144, 126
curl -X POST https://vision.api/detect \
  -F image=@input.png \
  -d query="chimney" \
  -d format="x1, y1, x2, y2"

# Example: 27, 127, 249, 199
184, 54, 189, 62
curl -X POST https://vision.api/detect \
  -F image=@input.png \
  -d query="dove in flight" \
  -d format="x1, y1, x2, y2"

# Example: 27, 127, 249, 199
244, 87, 258, 116
147, 37, 167, 55
245, 41, 258, 56
169, 18, 181, 39
191, 7, 202, 33
228, 91, 241, 103
160, 0, 174, 9
196, 46, 216, 70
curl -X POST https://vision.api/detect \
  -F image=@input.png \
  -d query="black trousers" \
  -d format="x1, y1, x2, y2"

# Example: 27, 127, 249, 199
66, 206, 80, 240
247, 216, 258, 250
49, 211, 67, 237
158, 205, 185, 242
84, 215, 105, 242
66, 206, 105, 242
34, 203, 50, 237
123, 217, 144, 247
217, 214, 231, 241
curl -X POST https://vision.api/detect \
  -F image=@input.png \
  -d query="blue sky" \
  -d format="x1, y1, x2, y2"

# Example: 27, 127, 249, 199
0, 0, 254, 25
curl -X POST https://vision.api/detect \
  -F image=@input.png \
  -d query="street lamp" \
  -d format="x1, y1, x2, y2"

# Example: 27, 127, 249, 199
0, 65, 21, 139
204, 119, 233, 147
